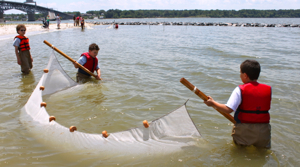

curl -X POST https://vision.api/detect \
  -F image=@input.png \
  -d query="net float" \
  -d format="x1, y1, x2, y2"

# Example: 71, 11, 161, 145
102, 130, 109, 138
143, 120, 149, 128
69, 126, 77, 132
40, 102, 47, 108
49, 116, 56, 122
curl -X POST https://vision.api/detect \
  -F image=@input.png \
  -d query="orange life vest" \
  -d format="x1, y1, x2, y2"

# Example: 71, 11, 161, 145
15, 35, 30, 51
234, 81, 271, 123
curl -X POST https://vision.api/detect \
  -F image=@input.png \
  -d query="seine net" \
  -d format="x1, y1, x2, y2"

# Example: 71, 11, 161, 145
20, 51, 201, 156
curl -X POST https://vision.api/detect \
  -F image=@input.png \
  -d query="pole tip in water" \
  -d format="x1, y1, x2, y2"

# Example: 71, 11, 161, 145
43, 69, 49, 73
40, 102, 47, 108
143, 120, 149, 128
49, 116, 56, 122
102, 131, 109, 138
40, 86, 45, 91
69, 126, 77, 132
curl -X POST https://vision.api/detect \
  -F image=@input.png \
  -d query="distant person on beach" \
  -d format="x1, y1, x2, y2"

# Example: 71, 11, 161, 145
204, 60, 272, 148
73, 15, 76, 26
46, 15, 50, 29
13, 24, 33, 74
76, 16, 80, 26
81, 17, 85, 30
79, 16, 83, 26
42, 17, 48, 28
56, 14, 61, 29
73, 43, 101, 83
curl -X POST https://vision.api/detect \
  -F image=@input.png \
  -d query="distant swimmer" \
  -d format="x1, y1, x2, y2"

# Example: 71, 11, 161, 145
114, 23, 118, 29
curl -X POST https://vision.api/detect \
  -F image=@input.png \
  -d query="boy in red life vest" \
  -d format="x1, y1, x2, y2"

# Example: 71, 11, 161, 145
73, 43, 101, 83
13, 24, 33, 74
204, 60, 272, 148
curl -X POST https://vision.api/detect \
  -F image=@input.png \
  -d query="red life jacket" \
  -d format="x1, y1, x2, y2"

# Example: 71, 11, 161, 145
234, 81, 271, 123
78, 52, 98, 76
115, 24, 118, 28
15, 35, 30, 51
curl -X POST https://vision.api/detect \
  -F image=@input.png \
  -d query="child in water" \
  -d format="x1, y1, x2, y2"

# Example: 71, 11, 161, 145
13, 24, 33, 74
73, 43, 101, 83
204, 60, 272, 148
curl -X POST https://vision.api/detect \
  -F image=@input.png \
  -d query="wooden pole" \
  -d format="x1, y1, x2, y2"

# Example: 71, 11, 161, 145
43, 40, 98, 78
180, 77, 236, 124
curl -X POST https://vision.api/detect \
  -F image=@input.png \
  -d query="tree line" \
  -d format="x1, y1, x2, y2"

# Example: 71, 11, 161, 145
3, 9, 300, 21
86, 9, 300, 18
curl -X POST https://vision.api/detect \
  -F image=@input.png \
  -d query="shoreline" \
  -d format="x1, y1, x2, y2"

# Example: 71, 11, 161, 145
0, 22, 94, 38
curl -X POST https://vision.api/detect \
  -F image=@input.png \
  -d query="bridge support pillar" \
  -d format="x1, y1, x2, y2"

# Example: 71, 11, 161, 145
0, 10, 4, 23
27, 12, 35, 21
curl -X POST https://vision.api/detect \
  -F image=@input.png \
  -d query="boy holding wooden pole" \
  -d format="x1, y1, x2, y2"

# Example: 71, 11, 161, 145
204, 60, 272, 148
73, 43, 101, 83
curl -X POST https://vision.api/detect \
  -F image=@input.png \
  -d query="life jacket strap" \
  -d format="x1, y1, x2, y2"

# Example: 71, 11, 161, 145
239, 109, 269, 114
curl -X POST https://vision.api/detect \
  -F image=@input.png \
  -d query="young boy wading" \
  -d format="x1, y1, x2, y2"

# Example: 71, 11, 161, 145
204, 60, 272, 148
73, 43, 101, 83
13, 24, 33, 74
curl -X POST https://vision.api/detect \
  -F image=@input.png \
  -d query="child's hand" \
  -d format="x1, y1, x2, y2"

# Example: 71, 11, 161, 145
204, 96, 215, 107
73, 61, 78, 68
17, 59, 22, 65
96, 74, 101, 80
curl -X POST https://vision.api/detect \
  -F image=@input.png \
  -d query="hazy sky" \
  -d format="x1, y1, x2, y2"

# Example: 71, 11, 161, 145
5, 0, 300, 14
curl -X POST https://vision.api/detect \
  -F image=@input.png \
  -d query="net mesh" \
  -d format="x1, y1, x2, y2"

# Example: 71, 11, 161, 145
20, 51, 201, 155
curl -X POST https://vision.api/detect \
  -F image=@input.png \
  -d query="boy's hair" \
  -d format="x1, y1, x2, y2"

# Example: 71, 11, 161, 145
240, 59, 261, 80
89, 43, 100, 51
16, 24, 26, 33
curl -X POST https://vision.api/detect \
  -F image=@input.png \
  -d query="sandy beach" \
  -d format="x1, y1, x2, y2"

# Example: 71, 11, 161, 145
0, 22, 94, 37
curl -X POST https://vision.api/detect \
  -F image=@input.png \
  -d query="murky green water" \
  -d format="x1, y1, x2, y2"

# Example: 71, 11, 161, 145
0, 18, 300, 166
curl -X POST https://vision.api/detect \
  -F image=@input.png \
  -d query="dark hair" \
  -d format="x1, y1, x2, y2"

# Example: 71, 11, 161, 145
16, 24, 26, 33
89, 43, 100, 51
240, 59, 261, 80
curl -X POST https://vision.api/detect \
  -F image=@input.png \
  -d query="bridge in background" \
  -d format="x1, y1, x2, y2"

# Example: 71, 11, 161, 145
0, 0, 73, 22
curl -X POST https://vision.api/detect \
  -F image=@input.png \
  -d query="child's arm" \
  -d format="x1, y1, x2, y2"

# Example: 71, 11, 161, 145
14, 46, 21, 65
96, 68, 101, 80
30, 51, 33, 62
74, 56, 86, 68
204, 96, 233, 114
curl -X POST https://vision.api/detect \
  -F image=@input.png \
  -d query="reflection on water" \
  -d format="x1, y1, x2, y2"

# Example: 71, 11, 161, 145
0, 18, 299, 166
18, 73, 36, 93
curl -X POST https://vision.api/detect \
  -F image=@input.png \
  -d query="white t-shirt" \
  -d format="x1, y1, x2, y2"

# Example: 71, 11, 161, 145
56, 16, 61, 24
225, 87, 242, 112
13, 38, 21, 47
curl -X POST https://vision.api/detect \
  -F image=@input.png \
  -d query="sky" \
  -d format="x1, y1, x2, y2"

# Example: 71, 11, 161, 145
4, 0, 300, 14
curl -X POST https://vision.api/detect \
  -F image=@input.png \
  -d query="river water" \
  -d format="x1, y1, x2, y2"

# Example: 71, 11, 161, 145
0, 18, 299, 166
